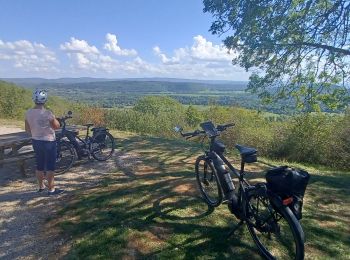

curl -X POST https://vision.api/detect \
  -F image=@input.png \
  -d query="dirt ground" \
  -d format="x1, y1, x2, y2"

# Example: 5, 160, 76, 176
0, 126, 139, 259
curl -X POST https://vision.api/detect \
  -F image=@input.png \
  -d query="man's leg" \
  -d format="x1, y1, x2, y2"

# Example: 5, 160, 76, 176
32, 140, 46, 191
36, 170, 46, 189
46, 141, 64, 195
46, 171, 55, 192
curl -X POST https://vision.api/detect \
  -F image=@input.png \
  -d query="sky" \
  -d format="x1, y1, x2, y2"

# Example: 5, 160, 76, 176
0, 0, 251, 80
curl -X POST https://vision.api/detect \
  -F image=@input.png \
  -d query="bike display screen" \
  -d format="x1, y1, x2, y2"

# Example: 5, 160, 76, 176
200, 121, 219, 137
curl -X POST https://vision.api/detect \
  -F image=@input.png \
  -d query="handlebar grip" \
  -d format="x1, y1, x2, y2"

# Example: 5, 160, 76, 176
182, 132, 194, 137
217, 123, 235, 131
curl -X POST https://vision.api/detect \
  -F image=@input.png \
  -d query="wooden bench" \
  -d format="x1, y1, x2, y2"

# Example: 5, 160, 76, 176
0, 133, 35, 176
0, 126, 83, 176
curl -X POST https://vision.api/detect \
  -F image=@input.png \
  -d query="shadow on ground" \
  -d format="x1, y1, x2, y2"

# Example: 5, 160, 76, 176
52, 135, 350, 259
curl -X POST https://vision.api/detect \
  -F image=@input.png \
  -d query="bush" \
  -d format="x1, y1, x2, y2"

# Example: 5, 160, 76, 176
270, 113, 349, 168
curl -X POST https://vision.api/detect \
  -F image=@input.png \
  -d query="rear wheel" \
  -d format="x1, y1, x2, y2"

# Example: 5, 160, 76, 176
195, 156, 223, 207
245, 186, 304, 260
55, 140, 76, 174
91, 131, 115, 161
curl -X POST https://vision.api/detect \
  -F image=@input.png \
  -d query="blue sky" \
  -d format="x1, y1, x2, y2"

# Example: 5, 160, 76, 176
0, 0, 250, 80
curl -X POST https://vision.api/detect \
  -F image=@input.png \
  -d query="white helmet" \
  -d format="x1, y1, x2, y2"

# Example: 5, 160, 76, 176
32, 89, 48, 104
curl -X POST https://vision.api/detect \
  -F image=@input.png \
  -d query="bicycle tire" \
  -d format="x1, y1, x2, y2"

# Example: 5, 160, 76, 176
91, 131, 115, 161
195, 155, 223, 207
245, 187, 304, 260
55, 140, 77, 174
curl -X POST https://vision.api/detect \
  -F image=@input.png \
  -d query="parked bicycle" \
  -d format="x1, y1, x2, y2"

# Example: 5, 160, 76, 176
55, 111, 115, 173
175, 121, 309, 260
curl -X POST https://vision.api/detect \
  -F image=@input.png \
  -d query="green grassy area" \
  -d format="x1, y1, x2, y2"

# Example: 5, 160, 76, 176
52, 133, 349, 259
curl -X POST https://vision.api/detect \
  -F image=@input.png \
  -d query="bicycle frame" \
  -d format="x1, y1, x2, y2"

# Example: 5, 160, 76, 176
205, 136, 252, 213
57, 114, 92, 159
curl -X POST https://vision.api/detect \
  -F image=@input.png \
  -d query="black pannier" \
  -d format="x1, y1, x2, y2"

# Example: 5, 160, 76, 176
265, 166, 310, 220
92, 127, 107, 143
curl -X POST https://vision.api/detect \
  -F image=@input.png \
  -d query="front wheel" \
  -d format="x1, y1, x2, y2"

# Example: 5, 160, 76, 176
245, 187, 304, 260
195, 156, 223, 207
55, 140, 77, 174
91, 131, 115, 161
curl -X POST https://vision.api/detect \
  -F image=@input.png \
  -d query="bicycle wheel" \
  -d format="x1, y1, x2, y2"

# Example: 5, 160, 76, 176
91, 131, 115, 161
195, 156, 223, 207
245, 186, 304, 260
55, 140, 77, 174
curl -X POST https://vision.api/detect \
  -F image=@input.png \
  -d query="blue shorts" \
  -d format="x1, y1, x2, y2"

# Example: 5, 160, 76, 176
32, 140, 57, 172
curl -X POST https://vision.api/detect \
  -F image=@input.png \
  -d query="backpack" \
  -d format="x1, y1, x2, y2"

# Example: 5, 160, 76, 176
265, 166, 310, 219
92, 127, 107, 143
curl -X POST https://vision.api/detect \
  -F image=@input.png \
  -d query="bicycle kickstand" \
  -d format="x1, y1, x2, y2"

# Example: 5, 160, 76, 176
226, 220, 244, 239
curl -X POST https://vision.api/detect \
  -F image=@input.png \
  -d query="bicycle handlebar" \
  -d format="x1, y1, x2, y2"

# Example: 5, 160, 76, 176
217, 123, 235, 131
57, 112, 73, 128
181, 130, 206, 138
177, 122, 234, 139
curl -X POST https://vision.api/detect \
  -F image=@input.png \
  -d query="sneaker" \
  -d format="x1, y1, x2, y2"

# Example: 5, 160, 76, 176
48, 188, 65, 196
37, 188, 45, 192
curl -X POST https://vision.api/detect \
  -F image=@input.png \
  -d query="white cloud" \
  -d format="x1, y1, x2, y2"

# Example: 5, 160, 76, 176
151, 35, 246, 80
0, 39, 59, 73
104, 33, 137, 56
191, 35, 232, 61
1, 34, 249, 80
60, 37, 99, 54
153, 35, 233, 66
61, 37, 118, 73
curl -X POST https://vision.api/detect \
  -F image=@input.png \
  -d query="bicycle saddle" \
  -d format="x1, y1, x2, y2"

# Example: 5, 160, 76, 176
83, 123, 94, 127
235, 144, 257, 156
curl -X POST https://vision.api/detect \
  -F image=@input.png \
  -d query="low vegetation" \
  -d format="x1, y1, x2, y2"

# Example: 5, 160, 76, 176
105, 96, 350, 169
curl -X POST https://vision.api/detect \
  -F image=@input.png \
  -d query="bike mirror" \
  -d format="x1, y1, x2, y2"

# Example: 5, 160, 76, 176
174, 126, 183, 133
67, 111, 72, 115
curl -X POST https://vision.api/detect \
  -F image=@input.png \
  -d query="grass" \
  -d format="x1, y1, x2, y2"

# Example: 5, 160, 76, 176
52, 133, 350, 259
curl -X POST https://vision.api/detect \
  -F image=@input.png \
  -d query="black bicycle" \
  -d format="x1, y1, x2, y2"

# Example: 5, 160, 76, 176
175, 121, 307, 260
55, 111, 115, 173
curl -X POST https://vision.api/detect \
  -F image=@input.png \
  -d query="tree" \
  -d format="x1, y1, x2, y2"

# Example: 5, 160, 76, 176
204, 0, 350, 112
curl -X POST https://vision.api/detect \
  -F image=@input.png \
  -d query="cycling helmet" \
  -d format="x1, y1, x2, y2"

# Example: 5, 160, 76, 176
32, 89, 48, 104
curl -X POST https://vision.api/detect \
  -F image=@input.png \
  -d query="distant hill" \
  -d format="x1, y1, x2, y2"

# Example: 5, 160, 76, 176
1, 77, 249, 88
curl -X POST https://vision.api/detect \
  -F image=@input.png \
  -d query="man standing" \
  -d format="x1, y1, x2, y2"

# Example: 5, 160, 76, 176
25, 89, 64, 195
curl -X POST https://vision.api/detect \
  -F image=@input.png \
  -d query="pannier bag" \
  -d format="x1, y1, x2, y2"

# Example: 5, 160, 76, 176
265, 166, 310, 220
92, 127, 107, 143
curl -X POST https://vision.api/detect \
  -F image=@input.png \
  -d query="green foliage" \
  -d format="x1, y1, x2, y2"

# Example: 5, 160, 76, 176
0, 80, 72, 118
106, 97, 186, 137
204, 0, 350, 112
106, 96, 349, 169
185, 105, 203, 127
133, 96, 185, 116
0, 80, 82, 120
270, 114, 345, 167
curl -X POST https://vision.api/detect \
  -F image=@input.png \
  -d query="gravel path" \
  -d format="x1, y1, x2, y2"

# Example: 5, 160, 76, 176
0, 126, 142, 259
